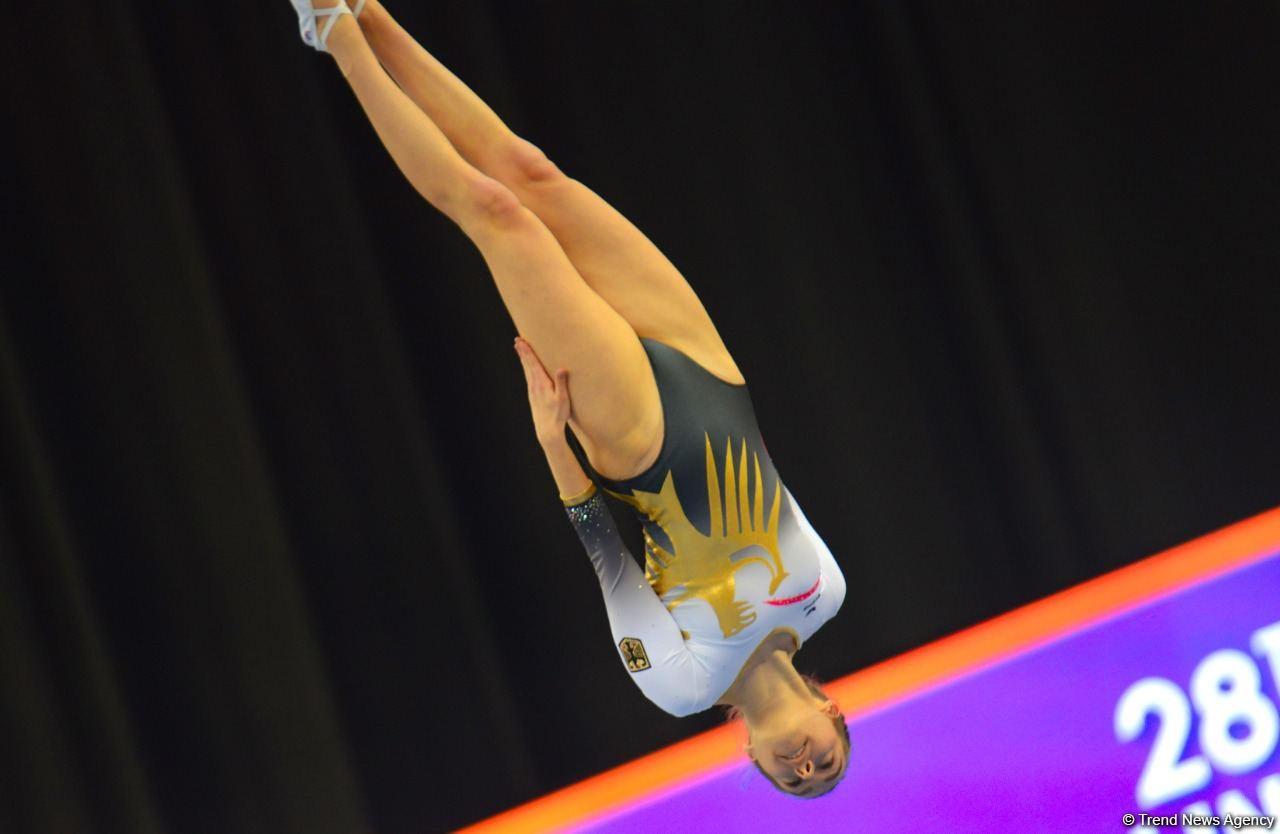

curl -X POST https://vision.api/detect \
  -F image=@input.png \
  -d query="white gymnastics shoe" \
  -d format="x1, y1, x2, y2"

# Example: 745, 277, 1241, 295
290, 0, 352, 52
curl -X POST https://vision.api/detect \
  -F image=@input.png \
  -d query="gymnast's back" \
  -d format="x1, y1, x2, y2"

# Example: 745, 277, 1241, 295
563, 339, 846, 717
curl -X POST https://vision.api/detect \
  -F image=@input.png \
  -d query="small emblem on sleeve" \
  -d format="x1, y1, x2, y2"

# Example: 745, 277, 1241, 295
619, 637, 651, 673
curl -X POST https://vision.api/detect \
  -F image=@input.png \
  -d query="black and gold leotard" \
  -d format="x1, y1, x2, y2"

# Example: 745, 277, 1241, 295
563, 339, 845, 717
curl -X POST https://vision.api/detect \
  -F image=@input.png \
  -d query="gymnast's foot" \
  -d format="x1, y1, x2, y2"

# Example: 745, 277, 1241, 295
289, 0, 353, 53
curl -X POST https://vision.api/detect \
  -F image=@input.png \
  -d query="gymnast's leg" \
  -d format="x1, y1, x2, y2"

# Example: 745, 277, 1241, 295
352, 0, 745, 384
316, 9, 663, 478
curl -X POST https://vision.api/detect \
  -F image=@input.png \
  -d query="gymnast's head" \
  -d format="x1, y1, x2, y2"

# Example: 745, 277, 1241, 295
728, 675, 850, 798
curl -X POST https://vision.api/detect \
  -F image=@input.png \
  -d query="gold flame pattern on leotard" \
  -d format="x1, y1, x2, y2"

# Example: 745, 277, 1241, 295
606, 433, 790, 638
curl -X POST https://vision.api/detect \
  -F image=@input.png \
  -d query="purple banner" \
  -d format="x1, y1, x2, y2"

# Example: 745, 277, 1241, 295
578, 551, 1280, 833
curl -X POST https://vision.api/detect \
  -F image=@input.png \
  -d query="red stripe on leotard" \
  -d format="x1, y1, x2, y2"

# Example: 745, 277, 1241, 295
764, 577, 821, 606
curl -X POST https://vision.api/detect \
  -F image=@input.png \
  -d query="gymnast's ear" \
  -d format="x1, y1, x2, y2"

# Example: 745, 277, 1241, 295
821, 699, 839, 718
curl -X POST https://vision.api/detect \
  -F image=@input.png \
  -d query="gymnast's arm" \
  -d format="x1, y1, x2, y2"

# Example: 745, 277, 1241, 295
514, 337, 707, 716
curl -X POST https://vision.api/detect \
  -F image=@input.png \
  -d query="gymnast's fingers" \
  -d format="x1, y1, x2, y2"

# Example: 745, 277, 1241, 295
517, 338, 554, 396
514, 340, 537, 390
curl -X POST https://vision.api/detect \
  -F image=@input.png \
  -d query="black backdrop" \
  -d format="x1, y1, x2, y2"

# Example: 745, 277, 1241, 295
4, 2, 1279, 832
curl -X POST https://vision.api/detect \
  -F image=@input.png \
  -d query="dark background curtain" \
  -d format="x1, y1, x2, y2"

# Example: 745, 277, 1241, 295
4, 2, 1278, 832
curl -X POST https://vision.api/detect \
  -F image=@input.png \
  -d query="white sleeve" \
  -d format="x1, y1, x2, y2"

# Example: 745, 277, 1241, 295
565, 486, 708, 717
814, 536, 847, 622
786, 487, 847, 643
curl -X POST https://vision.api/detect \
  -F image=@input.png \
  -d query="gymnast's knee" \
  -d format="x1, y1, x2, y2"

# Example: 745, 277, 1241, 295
505, 138, 565, 190
459, 173, 527, 228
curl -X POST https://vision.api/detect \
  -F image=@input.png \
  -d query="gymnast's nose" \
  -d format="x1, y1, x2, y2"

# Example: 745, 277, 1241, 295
794, 759, 814, 778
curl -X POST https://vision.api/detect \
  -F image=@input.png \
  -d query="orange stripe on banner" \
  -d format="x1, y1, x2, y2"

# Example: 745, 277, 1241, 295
460, 505, 1280, 834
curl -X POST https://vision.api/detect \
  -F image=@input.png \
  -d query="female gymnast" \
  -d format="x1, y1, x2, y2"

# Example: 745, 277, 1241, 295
289, 0, 849, 797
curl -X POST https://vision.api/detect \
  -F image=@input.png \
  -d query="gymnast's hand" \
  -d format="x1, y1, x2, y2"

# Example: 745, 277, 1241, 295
515, 336, 571, 447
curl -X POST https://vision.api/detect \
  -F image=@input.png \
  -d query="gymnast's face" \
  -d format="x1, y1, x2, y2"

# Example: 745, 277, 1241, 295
751, 699, 847, 797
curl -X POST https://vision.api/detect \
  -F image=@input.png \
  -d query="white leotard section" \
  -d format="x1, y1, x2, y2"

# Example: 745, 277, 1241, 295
567, 485, 845, 717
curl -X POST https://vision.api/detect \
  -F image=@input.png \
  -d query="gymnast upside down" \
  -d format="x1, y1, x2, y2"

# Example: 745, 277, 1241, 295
290, 0, 850, 797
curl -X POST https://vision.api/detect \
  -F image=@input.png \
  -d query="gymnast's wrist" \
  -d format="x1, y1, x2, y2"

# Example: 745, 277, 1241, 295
559, 481, 598, 507
536, 424, 569, 449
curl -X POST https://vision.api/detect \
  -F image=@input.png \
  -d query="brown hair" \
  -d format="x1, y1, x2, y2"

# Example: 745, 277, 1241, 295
723, 674, 850, 798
